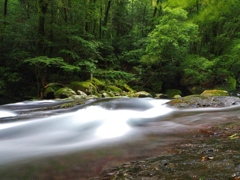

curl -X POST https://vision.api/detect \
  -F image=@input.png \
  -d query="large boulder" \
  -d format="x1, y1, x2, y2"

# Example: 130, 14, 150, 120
167, 95, 240, 108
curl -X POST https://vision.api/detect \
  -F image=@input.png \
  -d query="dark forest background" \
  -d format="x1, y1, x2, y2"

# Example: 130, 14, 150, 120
0, 0, 240, 100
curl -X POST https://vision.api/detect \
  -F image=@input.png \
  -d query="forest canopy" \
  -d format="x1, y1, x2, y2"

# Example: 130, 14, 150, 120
0, 0, 239, 99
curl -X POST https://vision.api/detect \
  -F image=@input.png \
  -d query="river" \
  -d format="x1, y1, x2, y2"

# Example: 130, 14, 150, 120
0, 97, 240, 179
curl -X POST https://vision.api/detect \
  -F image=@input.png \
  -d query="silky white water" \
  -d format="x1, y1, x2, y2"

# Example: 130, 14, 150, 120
0, 98, 239, 165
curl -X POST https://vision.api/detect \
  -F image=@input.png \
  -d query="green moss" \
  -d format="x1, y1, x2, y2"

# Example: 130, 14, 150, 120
55, 87, 76, 98
69, 81, 98, 95
91, 78, 105, 90
43, 87, 54, 97
43, 83, 64, 98
123, 84, 134, 92
106, 85, 122, 93
168, 95, 208, 106
201, 89, 229, 96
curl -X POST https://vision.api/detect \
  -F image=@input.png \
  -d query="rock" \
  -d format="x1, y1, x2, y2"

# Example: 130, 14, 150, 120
70, 95, 86, 100
69, 81, 98, 95
122, 84, 134, 92
173, 95, 181, 99
167, 95, 240, 108
77, 90, 88, 98
55, 87, 76, 99
201, 89, 229, 96
229, 91, 240, 97
86, 95, 99, 99
135, 91, 152, 98
102, 92, 115, 98
91, 78, 105, 91
155, 93, 168, 99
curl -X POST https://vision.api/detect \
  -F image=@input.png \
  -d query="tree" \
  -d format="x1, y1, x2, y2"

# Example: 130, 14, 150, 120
141, 7, 198, 88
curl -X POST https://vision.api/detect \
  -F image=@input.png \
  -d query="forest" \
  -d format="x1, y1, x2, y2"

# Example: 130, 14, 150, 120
0, 0, 240, 101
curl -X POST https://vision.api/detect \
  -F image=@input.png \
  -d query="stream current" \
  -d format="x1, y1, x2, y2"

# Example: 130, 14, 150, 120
0, 97, 240, 178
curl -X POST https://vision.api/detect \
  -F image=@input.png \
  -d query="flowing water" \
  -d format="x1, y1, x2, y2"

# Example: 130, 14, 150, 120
0, 98, 240, 179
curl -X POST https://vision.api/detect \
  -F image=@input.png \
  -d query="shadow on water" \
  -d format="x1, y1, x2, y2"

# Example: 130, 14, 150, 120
0, 98, 240, 179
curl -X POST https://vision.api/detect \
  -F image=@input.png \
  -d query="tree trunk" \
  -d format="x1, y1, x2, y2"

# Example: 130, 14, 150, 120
153, 0, 161, 17
99, 0, 103, 38
196, 0, 199, 14
36, 0, 48, 97
36, 0, 48, 56
101, 0, 112, 37
103, 0, 112, 27
4, 0, 8, 17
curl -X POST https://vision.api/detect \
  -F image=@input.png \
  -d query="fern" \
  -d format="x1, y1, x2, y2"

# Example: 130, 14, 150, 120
23, 56, 80, 72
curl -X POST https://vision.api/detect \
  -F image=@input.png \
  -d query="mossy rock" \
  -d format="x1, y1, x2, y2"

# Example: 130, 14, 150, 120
55, 87, 76, 99
102, 92, 115, 98
91, 78, 105, 90
123, 84, 134, 92
106, 85, 122, 93
173, 95, 181, 99
69, 81, 98, 95
115, 83, 134, 92
201, 89, 229, 96
167, 95, 240, 108
165, 89, 182, 98
135, 91, 152, 98
43, 83, 65, 99
43, 87, 55, 99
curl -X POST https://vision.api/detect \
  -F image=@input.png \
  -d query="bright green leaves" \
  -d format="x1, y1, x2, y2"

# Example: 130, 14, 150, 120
141, 7, 198, 65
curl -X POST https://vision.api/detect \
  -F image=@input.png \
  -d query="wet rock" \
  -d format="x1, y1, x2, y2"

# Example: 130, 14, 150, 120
167, 95, 240, 108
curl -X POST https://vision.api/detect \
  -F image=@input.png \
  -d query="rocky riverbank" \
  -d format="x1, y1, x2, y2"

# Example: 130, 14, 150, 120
91, 118, 240, 180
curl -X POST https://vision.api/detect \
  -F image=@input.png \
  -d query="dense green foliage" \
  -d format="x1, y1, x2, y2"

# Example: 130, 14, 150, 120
0, 0, 239, 99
